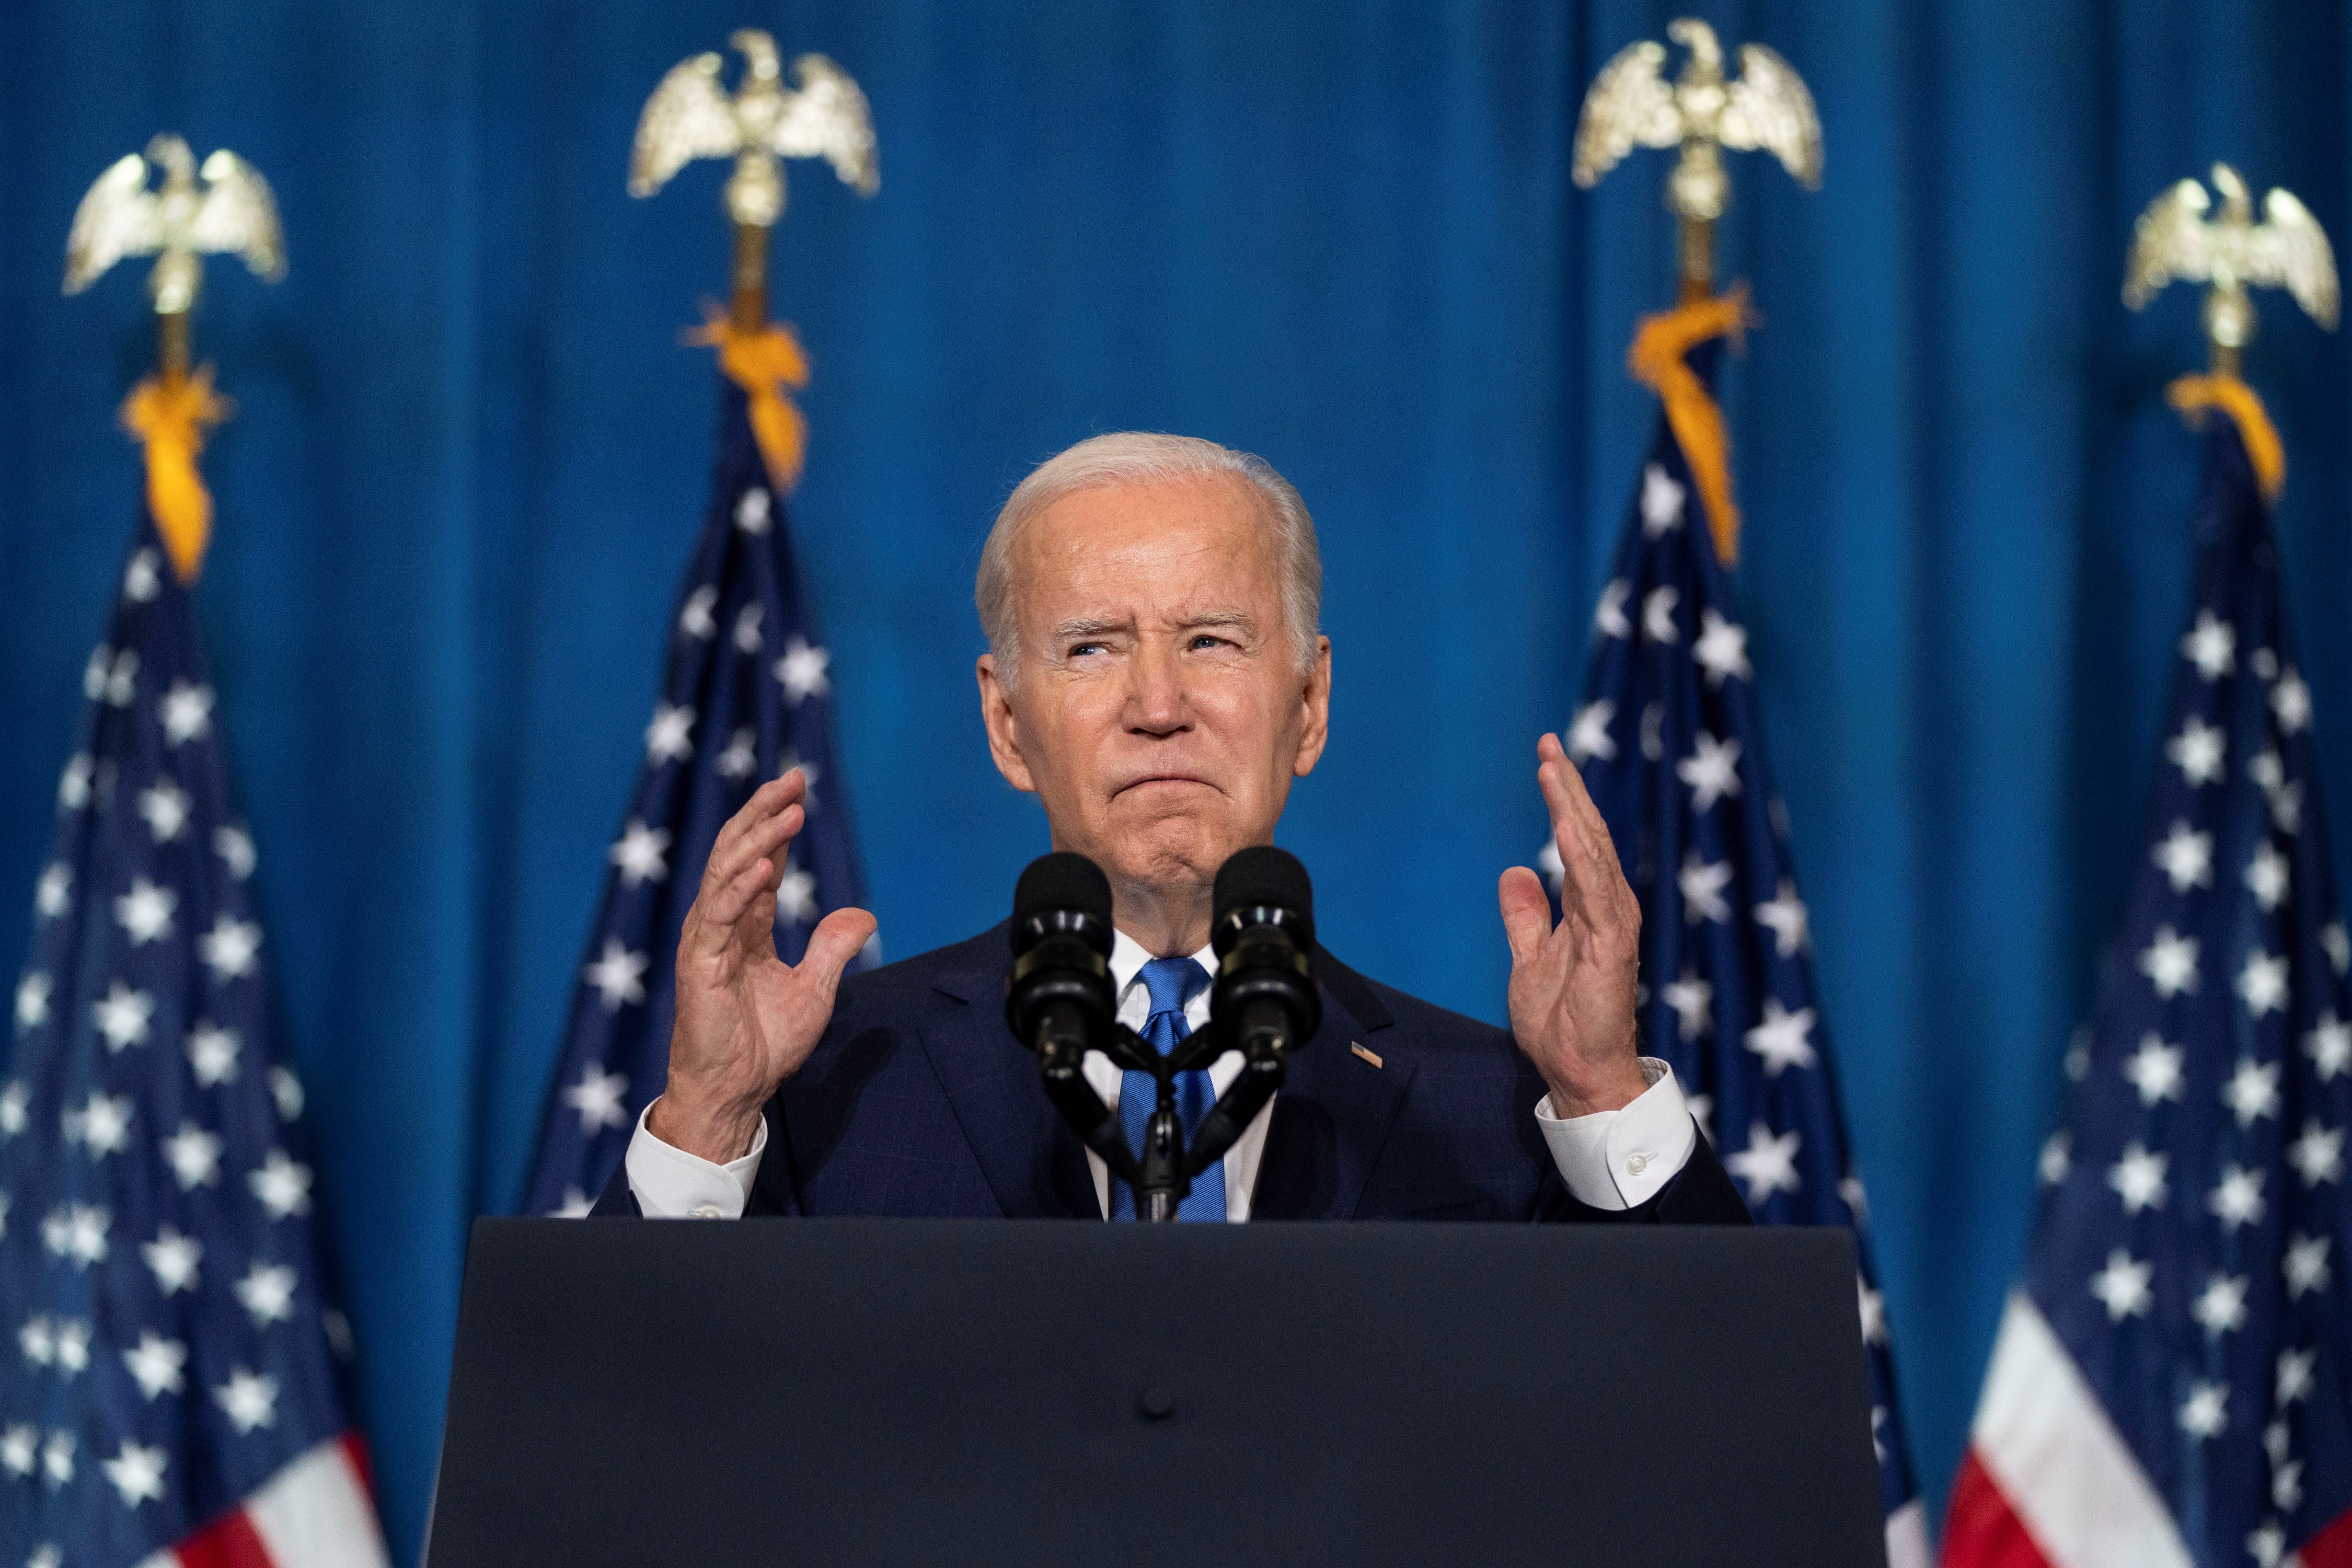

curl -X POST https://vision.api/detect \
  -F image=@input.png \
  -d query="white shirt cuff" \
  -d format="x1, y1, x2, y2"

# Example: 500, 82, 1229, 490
624, 1098, 766, 1218
1534, 1058, 1696, 1210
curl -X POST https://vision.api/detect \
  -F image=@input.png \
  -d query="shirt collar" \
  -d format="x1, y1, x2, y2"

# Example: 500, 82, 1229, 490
1109, 927, 1217, 994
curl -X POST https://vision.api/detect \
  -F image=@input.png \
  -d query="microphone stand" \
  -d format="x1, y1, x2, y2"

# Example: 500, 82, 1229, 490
1030, 1019, 1294, 1223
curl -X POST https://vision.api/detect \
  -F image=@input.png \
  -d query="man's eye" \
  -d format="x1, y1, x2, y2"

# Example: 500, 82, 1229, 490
1068, 642, 1106, 659
1189, 635, 1230, 651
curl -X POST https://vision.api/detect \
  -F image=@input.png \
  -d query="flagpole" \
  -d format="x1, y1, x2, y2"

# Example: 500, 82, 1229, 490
730, 220, 768, 333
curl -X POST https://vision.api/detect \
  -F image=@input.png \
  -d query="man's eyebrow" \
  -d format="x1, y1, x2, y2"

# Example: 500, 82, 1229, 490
1176, 609, 1257, 632
1047, 616, 1131, 643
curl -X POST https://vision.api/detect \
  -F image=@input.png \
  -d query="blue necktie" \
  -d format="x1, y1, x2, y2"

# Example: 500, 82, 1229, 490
1109, 956, 1225, 1221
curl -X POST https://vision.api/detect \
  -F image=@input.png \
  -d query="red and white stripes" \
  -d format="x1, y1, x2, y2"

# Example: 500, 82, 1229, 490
141, 1434, 387, 1568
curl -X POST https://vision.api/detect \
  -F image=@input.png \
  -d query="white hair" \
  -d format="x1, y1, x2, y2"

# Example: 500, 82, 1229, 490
975, 432, 1322, 689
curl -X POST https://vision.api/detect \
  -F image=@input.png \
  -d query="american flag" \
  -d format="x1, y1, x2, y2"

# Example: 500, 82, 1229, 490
1944, 398, 2352, 1568
1557, 328, 1928, 1566
521, 375, 870, 1217
0, 515, 385, 1568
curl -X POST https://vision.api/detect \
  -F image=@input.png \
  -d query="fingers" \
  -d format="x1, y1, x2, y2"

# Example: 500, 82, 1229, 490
1536, 734, 1627, 932
702, 770, 808, 895
1497, 867, 1553, 967
794, 906, 880, 1004
687, 852, 784, 957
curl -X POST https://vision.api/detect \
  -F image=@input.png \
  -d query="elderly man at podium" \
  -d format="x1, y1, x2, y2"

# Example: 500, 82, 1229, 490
596, 432, 1745, 1225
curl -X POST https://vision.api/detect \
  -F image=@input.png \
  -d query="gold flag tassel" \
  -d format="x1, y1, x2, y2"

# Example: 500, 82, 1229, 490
1628, 285, 1758, 566
121, 367, 232, 583
688, 311, 812, 494
2167, 374, 2286, 504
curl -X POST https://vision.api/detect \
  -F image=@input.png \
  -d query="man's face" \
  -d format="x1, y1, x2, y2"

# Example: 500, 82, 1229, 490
977, 475, 1331, 903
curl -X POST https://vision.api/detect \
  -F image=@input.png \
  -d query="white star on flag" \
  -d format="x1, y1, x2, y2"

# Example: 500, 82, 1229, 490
188, 1021, 240, 1086
67, 1090, 133, 1158
1593, 579, 1631, 639
52, 1318, 92, 1376
16, 972, 51, 1034
0, 1424, 33, 1477
2123, 1032, 2186, 1104
34, 863, 71, 920
2138, 926, 2199, 998
584, 939, 650, 1011
679, 585, 719, 640
2289, 1120, 2345, 1186
160, 679, 215, 746
1661, 972, 1712, 1041
162, 1122, 224, 1190
2177, 1381, 2229, 1440
2182, 611, 2235, 677
213, 1368, 280, 1434
2307, 1012, 2352, 1080
2273, 667, 2312, 734
733, 602, 765, 654
1679, 852, 1732, 924
775, 862, 819, 925
1675, 732, 1742, 811
57, 753, 93, 810
2107, 1143, 2170, 1214
2039, 1130, 2072, 1186
270, 1066, 304, 1122
1857, 1276, 1887, 1345
2090, 1248, 2154, 1320
2165, 713, 2226, 786
2210, 1164, 2268, 1231
2192, 1272, 2251, 1339
2222, 1056, 2283, 1128
121, 1332, 187, 1400
1639, 464, 1685, 536
1743, 999, 1818, 1077
1641, 585, 1680, 644
2150, 820, 2213, 892
735, 487, 772, 534
2285, 1235, 2331, 1299
1725, 1122, 1802, 1203
113, 877, 177, 945
101, 648, 140, 706
42, 1429, 74, 1487
2278, 1347, 2318, 1405
775, 636, 832, 704
2, 1080, 30, 1137
554, 1186, 594, 1219
199, 914, 262, 983
609, 819, 672, 889
1754, 880, 1809, 956
563, 1064, 630, 1134
19, 1314, 54, 1366
248, 1149, 314, 1219
1565, 700, 1616, 764
1692, 608, 1751, 687
124, 548, 160, 602
2238, 949, 2289, 1018
142, 1226, 202, 1294
234, 1262, 297, 1326
101, 1440, 167, 1507
716, 725, 758, 779
645, 702, 696, 763
137, 777, 190, 843
91, 982, 155, 1052
214, 823, 256, 879
2245, 840, 2289, 910
2327, 922, 2351, 976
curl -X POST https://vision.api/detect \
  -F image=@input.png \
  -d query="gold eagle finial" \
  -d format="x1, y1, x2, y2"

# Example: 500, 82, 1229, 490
1574, 19, 1821, 299
630, 31, 879, 226
2125, 163, 2338, 376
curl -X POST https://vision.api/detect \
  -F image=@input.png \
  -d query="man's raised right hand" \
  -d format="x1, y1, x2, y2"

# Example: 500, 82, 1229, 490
648, 768, 877, 1163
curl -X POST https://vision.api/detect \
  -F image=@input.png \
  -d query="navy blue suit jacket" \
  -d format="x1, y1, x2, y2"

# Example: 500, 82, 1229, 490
596, 925, 1749, 1225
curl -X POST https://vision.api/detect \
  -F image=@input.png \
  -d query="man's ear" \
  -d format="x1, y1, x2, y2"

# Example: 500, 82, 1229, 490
976, 654, 1038, 793
1292, 636, 1333, 779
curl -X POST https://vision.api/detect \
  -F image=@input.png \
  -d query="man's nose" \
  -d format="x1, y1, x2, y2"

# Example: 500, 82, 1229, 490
1125, 641, 1189, 735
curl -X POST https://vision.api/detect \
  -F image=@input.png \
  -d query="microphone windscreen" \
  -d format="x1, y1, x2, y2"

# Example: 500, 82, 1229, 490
1011, 852, 1114, 955
1213, 845, 1315, 948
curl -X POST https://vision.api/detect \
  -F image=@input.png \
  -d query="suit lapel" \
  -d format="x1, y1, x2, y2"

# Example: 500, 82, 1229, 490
915, 929, 1098, 1219
1250, 949, 1415, 1220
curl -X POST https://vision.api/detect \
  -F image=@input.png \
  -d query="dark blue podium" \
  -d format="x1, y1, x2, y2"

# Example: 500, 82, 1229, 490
426, 1218, 1886, 1566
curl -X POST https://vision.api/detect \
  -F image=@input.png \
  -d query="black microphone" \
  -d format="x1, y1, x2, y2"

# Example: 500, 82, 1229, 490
1006, 852, 1116, 1058
1202, 845, 1322, 1065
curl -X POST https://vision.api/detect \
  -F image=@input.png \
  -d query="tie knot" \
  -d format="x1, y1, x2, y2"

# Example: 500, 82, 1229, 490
1138, 955, 1211, 1021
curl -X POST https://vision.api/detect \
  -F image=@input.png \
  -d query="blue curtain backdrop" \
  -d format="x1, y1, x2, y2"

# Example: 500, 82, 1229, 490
3, 1, 2349, 1558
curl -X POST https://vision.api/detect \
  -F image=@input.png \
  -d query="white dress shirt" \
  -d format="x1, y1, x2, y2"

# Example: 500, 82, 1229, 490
626, 929, 1696, 1219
